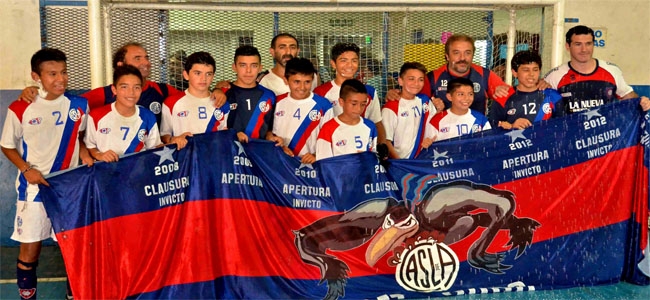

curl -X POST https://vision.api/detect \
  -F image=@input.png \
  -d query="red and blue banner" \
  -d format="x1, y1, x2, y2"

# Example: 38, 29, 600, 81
40, 99, 649, 299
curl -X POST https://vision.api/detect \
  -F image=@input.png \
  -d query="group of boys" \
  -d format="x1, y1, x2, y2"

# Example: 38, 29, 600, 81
3, 25, 650, 299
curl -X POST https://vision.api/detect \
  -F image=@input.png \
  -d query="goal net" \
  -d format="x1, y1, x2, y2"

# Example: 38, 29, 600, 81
41, 0, 563, 99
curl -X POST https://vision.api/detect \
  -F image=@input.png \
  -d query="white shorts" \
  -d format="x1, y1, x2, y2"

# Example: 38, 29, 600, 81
10, 198, 55, 243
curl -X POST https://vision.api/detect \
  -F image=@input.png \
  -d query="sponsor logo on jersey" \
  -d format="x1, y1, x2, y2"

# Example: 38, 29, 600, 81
177, 110, 189, 117
214, 109, 224, 120
275, 110, 285, 117
542, 103, 552, 114
99, 128, 111, 134
259, 101, 270, 113
569, 74, 576, 82
507, 108, 516, 115
69, 108, 81, 122
437, 86, 447, 92
137, 129, 146, 141
440, 127, 450, 133
471, 124, 481, 132
28, 117, 42, 125
308, 110, 321, 121
230, 103, 238, 110
395, 239, 459, 292
335, 139, 347, 147
400, 111, 409, 117
561, 92, 572, 97
149, 102, 162, 114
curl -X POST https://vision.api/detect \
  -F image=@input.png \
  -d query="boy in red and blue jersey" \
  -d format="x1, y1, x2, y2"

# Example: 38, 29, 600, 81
489, 51, 563, 130
273, 58, 334, 163
225, 45, 282, 146
161, 51, 229, 149
0, 48, 92, 299
85, 65, 162, 162
316, 79, 377, 160
382, 62, 436, 159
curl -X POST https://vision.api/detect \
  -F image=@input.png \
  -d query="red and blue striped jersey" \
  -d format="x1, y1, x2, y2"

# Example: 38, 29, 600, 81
85, 103, 161, 156
0, 93, 88, 201
225, 84, 276, 139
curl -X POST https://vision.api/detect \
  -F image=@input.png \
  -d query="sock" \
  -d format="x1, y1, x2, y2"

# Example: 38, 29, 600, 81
66, 277, 73, 299
17, 259, 38, 299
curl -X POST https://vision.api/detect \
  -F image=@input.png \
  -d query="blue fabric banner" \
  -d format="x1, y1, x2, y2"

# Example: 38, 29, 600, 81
40, 99, 649, 299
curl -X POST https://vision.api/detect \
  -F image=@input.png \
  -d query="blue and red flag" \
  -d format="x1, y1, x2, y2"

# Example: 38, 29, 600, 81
40, 99, 649, 299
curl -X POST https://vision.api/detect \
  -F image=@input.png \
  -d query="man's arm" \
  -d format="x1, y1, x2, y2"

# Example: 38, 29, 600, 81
621, 91, 639, 100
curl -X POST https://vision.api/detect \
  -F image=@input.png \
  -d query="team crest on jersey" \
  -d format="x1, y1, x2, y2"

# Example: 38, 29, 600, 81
28, 117, 42, 125
335, 139, 347, 147
605, 87, 613, 97
137, 129, 146, 141
422, 103, 430, 112
308, 110, 321, 121
400, 111, 409, 117
542, 103, 552, 114
259, 101, 270, 113
149, 102, 162, 114
68, 108, 81, 122
177, 110, 189, 117
440, 127, 450, 133
99, 128, 111, 134
473, 82, 481, 93
214, 109, 225, 120
507, 108, 516, 115
17, 216, 22, 227
471, 124, 481, 132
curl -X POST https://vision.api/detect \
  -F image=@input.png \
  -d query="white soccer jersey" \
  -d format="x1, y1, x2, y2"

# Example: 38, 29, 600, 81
313, 80, 382, 123
0, 94, 88, 201
160, 90, 229, 137
427, 109, 491, 142
316, 116, 377, 161
85, 103, 161, 156
273, 93, 334, 156
382, 94, 436, 158
259, 71, 318, 96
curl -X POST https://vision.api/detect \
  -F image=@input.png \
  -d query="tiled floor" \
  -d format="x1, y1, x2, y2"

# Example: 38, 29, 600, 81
1, 246, 649, 299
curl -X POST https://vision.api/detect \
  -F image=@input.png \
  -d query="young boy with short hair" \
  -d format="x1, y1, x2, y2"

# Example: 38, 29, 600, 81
381, 62, 437, 159
273, 57, 334, 163
225, 45, 282, 146
314, 42, 385, 144
427, 77, 491, 142
489, 51, 563, 130
160, 51, 229, 149
85, 65, 162, 162
0, 48, 91, 299
316, 79, 377, 160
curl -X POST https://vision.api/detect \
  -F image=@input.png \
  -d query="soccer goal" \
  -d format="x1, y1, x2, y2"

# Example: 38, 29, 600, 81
41, 0, 565, 94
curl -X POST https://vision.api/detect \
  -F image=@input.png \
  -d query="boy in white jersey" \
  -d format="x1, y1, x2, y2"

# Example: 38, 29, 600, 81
160, 51, 229, 149
382, 62, 437, 159
0, 48, 92, 299
428, 77, 491, 142
273, 58, 334, 163
85, 65, 162, 162
313, 42, 386, 145
316, 79, 377, 160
